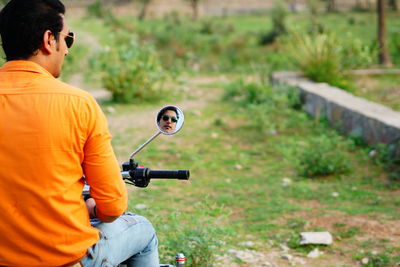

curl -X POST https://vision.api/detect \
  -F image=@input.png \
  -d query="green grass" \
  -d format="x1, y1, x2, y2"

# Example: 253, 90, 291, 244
63, 9, 400, 266
352, 73, 400, 111
102, 78, 400, 266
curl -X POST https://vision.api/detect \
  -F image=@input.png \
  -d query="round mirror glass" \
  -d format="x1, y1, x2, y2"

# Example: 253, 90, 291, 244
156, 105, 184, 135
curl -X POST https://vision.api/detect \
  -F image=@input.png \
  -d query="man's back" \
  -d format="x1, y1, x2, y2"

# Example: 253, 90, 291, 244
0, 60, 126, 266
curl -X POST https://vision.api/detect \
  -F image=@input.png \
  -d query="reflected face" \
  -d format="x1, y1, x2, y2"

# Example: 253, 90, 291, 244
158, 109, 178, 133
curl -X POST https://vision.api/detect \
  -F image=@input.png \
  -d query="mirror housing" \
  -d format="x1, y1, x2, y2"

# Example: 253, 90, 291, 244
156, 105, 184, 135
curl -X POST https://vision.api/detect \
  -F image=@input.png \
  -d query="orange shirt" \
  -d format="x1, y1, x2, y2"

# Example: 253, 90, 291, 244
0, 61, 127, 266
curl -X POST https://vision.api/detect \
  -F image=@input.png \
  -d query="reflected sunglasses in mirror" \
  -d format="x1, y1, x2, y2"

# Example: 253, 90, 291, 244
162, 115, 178, 123
59, 31, 74, 48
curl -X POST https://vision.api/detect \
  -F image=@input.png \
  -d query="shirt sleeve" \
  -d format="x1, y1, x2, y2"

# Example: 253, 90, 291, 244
82, 97, 127, 217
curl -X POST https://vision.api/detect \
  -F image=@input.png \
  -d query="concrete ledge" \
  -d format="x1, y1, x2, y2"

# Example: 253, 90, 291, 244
271, 72, 400, 156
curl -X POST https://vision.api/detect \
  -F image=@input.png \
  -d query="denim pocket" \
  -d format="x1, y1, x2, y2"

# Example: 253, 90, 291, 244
120, 212, 139, 225
97, 213, 139, 240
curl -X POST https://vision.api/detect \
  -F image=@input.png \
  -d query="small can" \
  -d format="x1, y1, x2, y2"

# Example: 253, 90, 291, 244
175, 253, 186, 267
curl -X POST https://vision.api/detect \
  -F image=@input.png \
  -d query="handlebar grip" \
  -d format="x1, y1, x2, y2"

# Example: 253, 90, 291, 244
147, 170, 190, 180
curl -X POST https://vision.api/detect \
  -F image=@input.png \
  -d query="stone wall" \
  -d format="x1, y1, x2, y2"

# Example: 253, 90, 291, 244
271, 72, 400, 157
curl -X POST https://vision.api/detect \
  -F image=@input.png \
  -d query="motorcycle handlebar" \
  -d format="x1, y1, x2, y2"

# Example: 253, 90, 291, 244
147, 170, 189, 180
121, 169, 190, 180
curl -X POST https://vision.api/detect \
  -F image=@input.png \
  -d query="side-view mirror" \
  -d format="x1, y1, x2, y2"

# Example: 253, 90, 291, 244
156, 106, 184, 135
130, 105, 184, 159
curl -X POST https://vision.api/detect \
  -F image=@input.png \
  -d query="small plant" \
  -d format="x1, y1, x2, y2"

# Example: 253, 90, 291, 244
94, 38, 170, 103
390, 32, 400, 65
283, 32, 374, 91
356, 251, 400, 267
371, 143, 400, 183
297, 134, 351, 177
336, 226, 361, 239
223, 79, 274, 106
284, 33, 348, 89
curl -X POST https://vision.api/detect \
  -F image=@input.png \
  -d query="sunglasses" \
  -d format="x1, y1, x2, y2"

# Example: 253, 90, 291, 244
59, 31, 74, 48
162, 115, 178, 123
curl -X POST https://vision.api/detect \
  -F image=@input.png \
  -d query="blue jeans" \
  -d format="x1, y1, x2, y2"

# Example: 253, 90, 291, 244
81, 213, 159, 267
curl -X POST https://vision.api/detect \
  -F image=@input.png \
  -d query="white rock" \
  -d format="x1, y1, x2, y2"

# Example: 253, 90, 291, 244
238, 241, 255, 247
279, 244, 290, 251
134, 204, 147, 210
300, 232, 333, 245
307, 248, 322, 258
269, 129, 278, 136
331, 192, 339, 197
361, 257, 369, 264
282, 178, 292, 187
369, 150, 377, 157
106, 106, 116, 113
211, 132, 219, 138
235, 164, 243, 170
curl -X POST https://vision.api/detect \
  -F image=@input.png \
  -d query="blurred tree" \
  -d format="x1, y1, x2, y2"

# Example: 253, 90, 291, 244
377, 0, 392, 66
324, 0, 337, 12
287, 0, 298, 13
185, 0, 201, 21
259, 1, 288, 45
307, 0, 324, 33
388, 0, 398, 10
136, 0, 152, 20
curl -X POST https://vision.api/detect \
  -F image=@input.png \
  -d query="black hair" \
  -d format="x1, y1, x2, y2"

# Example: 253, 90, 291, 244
0, 0, 65, 61
157, 106, 179, 122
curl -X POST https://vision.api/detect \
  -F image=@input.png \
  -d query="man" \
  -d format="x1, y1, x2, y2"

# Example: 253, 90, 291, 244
0, 0, 159, 266
157, 106, 179, 133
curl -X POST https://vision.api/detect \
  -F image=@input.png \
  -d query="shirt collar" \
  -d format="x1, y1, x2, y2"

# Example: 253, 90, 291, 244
0, 60, 54, 78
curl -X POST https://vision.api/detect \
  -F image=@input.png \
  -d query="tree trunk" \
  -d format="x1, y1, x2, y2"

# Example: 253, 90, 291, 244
389, 0, 398, 10
377, 0, 392, 66
326, 0, 337, 12
138, 1, 150, 21
191, 0, 199, 21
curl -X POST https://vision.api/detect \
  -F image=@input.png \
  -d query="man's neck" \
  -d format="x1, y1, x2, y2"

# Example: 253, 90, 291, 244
27, 54, 56, 78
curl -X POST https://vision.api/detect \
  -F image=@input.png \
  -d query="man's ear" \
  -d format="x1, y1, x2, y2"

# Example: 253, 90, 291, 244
41, 30, 54, 55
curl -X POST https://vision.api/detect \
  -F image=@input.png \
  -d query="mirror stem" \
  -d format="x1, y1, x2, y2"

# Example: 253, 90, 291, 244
130, 131, 162, 159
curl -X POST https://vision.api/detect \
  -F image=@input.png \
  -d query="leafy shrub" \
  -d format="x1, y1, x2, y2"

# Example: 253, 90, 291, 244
259, 1, 288, 45
61, 44, 89, 82
94, 38, 170, 103
297, 135, 351, 177
371, 143, 400, 182
356, 251, 400, 267
156, 200, 229, 267
223, 79, 273, 106
283, 32, 374, 91
87, 1, 112, 19
390, 31, 400, 65
340, 34, 376, 69
284, 33, 346, 88
164, 227, 217, 267
222, 80, 300, 134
